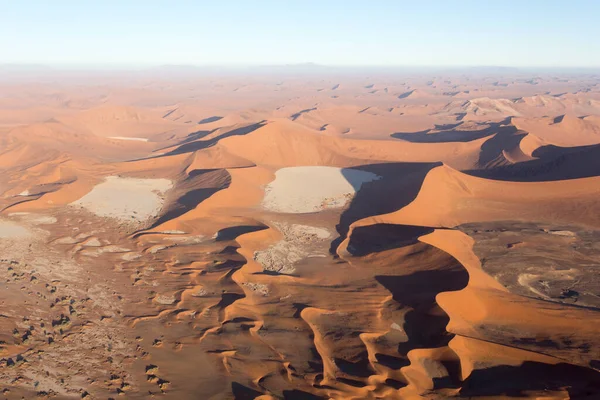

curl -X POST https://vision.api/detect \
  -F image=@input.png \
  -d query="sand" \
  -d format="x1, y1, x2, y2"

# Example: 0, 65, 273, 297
1, 70, 599, 399
262, 166, 380, 213
108, 136, 149, 142
254, 223, 331, 274
70, 176, 172, 222
0, 219, 30, 238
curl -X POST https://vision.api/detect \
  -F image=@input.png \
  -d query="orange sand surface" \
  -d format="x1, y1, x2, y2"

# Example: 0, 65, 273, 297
0, 70, 599, 399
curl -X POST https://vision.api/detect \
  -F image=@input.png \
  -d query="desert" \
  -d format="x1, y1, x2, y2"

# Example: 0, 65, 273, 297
0, 67, 599, 399
1, 1, 600, 397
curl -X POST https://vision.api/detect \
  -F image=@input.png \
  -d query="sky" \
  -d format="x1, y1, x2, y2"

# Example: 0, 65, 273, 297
1, 0, 599, 68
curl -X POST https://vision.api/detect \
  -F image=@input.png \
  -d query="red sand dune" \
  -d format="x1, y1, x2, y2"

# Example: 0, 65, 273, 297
0, 71, 599, 399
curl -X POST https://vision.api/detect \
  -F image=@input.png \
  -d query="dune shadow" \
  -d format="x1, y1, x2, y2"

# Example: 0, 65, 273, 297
392, 120, 516, 144
467, 142, 600, 181
2, 178, 77, 212
174, 129, 214, 145
346, 224, 433, 256
459, 361, 600, 398
150, 129, 215, 155
217, 292, 245, 309
385, 378, 408, 389
434, 122, 463, 130
338, 167, 383, 192
392, 128, 431, 137
231, 382, 262, 399
375, 267, 468, 310
198, 116, 223, 124
146, 122, 266, 160
336, 377, 368, 388
346, 222, 468, 387
375, 264, 468, 353
156, 188, 223, 225
215, 224, 268, 241
332, 162, 440, 253
375, 353, 410, 370
477, 127, 526, 167
397, 90, 415, 99
334, 355, 373, 378
290, 107, 317, 121
151, 169, 231, 227
283, 389, 326, 399
345, 223, 468, 351
553, 114, 566, 124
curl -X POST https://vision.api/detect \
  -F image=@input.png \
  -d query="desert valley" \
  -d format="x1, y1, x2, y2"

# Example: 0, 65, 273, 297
0, 67, 599, 399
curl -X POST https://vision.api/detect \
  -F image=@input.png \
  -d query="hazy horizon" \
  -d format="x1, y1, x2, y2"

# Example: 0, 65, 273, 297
1, 62, 598, 73
2, 0, 600, 68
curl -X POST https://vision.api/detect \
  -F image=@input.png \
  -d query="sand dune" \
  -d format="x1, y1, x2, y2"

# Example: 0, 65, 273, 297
0, 71, 599, 399
514, 113, 600, 146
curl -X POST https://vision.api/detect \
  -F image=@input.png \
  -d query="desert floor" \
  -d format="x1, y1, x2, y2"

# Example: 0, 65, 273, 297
0, 68, 599, 399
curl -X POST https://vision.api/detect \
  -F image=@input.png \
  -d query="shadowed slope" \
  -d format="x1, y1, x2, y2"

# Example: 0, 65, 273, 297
467, 142, 600, 181
330, 162, 440, 253
152, 168, 231, 227
392, 119, 515, 144
153, 122, 266, 158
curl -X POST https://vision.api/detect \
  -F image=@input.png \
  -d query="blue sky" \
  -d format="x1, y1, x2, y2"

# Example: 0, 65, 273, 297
1, 0, 599, 67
